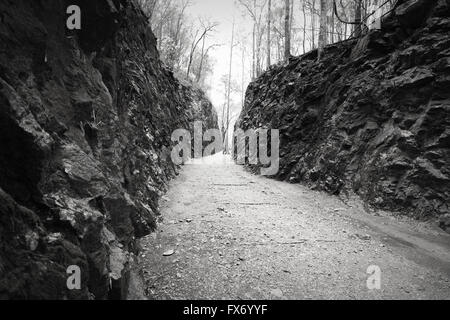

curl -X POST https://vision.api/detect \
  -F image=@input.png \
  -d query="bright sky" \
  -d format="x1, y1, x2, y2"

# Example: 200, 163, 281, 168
186, 0, 252, 117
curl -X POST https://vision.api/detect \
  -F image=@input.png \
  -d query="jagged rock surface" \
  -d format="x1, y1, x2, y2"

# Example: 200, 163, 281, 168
236, 0, 450, 231
0, 0, 218, 299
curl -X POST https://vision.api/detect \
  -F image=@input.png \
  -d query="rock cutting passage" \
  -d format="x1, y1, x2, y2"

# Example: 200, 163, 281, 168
0, 0, 449, 301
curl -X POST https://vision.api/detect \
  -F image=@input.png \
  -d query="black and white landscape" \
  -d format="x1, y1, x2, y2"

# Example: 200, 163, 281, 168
0, 0, 449, 301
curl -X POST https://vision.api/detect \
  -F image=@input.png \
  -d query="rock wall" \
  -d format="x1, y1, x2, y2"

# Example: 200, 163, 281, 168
236, 0, 450, 231
0, 0, 218, 299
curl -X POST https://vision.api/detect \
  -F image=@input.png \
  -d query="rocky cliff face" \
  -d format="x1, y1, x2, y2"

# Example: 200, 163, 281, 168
236, 0, 450, 232
0, 0, 218, 299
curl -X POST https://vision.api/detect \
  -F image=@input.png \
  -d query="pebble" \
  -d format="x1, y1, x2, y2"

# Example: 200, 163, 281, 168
163, 249, 175, 256
271, 288, 284, 298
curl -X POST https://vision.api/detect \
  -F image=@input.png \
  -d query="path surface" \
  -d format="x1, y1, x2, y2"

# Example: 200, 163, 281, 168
140, 154, 450, 300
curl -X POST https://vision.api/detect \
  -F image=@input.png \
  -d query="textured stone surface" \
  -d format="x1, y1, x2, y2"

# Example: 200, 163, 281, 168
236, 0, 449, 231
0, 0, 217, 299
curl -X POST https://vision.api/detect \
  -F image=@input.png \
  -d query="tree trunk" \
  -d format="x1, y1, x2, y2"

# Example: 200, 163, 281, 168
225, 20, 235, 154
289, 0, 294, 37
331, 5, 335, 43
252, 24, 256, 79
311, 0, 316, 49
242, 46, 245, 108
354, 0, 363, 37
256, 29, 262, 76
302, 0, 307, 54
267, 0, 272, 68
284, 0, 291, 61
318, 0, 327, 61
196, 36, 206, 82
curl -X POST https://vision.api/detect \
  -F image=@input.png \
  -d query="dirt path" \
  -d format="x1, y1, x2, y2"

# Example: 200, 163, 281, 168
140, 154, 450, 300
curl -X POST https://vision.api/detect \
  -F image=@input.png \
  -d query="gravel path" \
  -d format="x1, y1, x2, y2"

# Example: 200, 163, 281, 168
140, 154, 450, 300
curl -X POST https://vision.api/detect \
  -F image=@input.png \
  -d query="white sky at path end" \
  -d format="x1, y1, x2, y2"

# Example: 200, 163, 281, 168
185, 0, 254, 115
